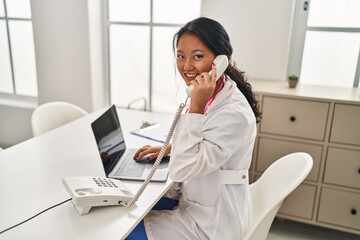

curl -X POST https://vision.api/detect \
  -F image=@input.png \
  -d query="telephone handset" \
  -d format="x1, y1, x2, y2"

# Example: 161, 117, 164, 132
185, 55, 229, 97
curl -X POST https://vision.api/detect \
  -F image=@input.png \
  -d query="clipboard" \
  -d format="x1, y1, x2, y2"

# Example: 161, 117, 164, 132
130, 123, 169, 143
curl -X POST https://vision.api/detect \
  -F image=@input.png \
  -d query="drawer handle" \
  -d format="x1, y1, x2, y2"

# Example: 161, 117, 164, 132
350, 208, 357, 215
290, 116, 296, 122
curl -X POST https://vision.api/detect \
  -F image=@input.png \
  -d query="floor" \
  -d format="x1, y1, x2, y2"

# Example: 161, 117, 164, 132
267, 218, 359, 240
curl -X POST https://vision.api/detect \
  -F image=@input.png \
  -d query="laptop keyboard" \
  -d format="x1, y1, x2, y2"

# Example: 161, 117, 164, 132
115, 153, 147, 177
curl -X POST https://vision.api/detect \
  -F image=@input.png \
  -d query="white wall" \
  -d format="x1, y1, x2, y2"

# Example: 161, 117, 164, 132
202, 0, 295, 81
0, 0, 107, 148
31, 0, 107, 111
0, 0, 294, 148
0, 101, 34, 148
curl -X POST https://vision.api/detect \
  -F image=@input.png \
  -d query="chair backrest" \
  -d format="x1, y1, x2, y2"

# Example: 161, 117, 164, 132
244, 152, 313, 240
31, 101, 88, 136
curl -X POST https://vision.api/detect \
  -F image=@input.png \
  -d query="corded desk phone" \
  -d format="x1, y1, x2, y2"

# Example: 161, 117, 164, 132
63, 55, 229, 215
62, 177, 133, 215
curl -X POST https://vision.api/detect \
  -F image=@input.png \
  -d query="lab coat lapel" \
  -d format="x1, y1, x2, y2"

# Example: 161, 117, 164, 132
205, 79, 236, 114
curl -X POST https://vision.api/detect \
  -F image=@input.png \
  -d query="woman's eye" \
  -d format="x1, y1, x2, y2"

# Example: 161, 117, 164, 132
177, 55, 184, 60
194, 55, 203, 60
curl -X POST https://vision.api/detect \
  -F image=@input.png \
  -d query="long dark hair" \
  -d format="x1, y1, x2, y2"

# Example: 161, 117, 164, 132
173, 17, 261, 123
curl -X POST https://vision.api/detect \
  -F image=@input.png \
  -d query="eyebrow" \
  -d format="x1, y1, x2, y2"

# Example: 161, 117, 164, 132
176, 49, 206, 54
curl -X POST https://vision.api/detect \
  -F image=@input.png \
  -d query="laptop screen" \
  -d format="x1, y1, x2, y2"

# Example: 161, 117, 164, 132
91, 105, 126, 175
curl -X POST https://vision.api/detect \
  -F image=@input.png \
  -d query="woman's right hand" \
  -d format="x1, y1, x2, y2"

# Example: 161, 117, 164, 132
134, 144, 171, 162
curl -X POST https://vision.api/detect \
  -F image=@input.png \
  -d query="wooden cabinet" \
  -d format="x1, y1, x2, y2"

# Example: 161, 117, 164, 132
278, 183, 316, 220
250, 80, 360, 235
256, 137, 322, 181
260, 97, 329, 140
318, 188, 360, 231
324, 147, 360, 189
330, 104, 360, 146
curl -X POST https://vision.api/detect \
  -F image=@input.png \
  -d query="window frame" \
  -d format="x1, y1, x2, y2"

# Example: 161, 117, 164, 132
287, 0, 360, 88
0, 0, 37, 102
105, 0, 187, 111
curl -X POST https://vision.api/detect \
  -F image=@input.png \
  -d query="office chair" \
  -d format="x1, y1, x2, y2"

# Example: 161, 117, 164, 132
244, 152, 313, 240
31, 101, 88, 137
127, 97, 147, 111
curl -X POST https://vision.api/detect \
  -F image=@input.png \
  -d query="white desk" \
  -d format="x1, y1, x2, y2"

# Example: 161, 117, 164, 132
0, 108, 175, 240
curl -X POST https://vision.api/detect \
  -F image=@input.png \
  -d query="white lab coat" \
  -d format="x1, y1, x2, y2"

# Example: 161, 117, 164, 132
144, 78, 256, 239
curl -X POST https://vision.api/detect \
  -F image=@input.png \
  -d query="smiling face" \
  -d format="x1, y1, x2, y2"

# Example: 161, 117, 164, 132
176, 32, 216, 86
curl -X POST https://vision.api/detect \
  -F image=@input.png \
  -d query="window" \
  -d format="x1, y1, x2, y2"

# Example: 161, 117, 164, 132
106, 0, 201, 113
0, 0, 37, 99
288, 0, 360, 88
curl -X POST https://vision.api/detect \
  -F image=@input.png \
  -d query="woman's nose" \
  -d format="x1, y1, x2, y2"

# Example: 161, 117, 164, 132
183, 59, 194, 71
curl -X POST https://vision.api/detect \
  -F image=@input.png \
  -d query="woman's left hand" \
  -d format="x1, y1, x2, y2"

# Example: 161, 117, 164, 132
133, 144, 171, 162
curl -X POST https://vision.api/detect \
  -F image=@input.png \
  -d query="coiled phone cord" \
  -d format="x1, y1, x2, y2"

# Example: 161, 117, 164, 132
127, 99, 188, 206
0, 100, 187, 234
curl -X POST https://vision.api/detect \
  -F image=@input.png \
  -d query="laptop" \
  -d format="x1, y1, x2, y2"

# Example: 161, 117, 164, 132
91, 105, 170, 182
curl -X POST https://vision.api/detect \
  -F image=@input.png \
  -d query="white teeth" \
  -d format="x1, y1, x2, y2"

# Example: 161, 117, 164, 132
185, 73, 197, 78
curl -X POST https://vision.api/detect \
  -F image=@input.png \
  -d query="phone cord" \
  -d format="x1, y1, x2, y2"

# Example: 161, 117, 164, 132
127, 100, 187, 206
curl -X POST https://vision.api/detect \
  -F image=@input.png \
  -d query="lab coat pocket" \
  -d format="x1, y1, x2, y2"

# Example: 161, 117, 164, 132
185, 199, 218, 238
182, 170, 221, 207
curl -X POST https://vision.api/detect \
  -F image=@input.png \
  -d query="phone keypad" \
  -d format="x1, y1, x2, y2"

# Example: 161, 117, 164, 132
93, 177, 118, 188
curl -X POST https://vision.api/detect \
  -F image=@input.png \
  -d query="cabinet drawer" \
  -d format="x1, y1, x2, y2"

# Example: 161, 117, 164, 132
324, 147, 360, 190
318, 188, 360, 231
278, 184, 316, 220
256, 137, 322, 181
260, 97, 329, 140
330, 104, 360, 146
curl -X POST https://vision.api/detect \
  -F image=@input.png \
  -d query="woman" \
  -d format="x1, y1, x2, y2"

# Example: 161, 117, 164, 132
129, 17, 261, 239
